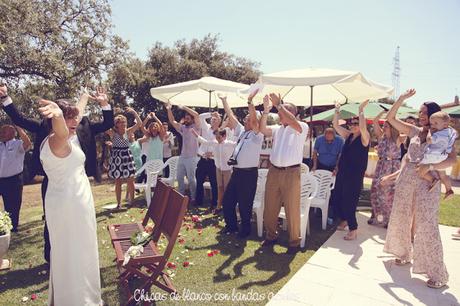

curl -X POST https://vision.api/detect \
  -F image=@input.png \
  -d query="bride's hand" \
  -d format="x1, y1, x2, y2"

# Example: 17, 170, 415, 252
39, 99, 63, 119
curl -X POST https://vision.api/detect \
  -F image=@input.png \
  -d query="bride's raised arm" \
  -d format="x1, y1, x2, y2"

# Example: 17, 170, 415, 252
39, 99, 71, 158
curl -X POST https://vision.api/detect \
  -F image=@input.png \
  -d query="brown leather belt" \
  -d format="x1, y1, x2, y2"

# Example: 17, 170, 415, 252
272, 164, 301, 170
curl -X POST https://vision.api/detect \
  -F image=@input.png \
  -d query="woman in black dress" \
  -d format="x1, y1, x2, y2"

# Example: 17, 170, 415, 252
332, 100, 370, 240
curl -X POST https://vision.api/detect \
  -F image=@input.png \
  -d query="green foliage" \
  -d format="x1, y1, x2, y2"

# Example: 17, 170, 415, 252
107, 34, 261, 121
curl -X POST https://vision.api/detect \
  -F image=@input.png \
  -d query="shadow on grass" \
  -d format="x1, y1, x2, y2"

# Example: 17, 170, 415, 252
0, 263, 49, 294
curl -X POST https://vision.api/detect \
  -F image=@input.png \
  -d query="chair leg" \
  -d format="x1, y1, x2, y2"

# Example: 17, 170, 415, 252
321, 207, 328, 230
257, 211, 263, 237
300, 217, 308, 248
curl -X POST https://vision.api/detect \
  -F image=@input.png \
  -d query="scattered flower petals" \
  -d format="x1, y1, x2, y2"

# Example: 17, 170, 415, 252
166, 262, 176, 269
191, 215, 201, 223
31, 294, 37, 300
213, 249, 220, 255
21, 297, 29, 302
178, 238, 186, 245
207, 250, 214, 257
183, 261, 190, 267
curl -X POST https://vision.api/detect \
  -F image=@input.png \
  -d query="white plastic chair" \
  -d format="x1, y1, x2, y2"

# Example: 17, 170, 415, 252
160, 156, 179, 187
134, 159, 164, 207
252, 169, 269, 237
279, 173, 318, 248
300, 163, 310, 174
311, 170, 336, 230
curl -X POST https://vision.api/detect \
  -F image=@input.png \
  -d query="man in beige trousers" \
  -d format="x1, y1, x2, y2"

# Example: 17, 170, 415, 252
258, 93, 309, 254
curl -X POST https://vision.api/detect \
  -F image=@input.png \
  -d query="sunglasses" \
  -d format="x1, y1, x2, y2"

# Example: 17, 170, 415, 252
349, 121, 359, 126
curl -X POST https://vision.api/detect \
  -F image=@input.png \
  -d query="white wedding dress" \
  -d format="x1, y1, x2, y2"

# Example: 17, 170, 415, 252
40, 136, 102, 306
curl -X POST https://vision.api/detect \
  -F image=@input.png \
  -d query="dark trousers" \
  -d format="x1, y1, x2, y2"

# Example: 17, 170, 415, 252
163, 157, 170, 178
0, 173, 23, 232
195, 158, 218, 207
42, 175, 51, 263
223, 168, 258, 234
136, 155, 147, 183
331, 169, 363, 231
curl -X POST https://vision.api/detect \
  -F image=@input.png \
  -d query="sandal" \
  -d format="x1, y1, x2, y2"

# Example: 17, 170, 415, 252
444, 189, 454, 201
394, 258, 410, 266
427, 279, 446, 289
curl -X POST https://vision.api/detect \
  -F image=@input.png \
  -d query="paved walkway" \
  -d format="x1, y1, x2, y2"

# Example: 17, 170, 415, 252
268, 212, 460, 306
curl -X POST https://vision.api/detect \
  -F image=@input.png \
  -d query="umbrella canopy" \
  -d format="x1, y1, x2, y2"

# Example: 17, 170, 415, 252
309, 102, 417, 122
150, 76, 250, 109
240, 68, 393, 106
444, 105, 460, 118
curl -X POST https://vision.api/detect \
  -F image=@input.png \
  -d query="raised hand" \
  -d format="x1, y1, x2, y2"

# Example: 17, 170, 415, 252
164, 101, 172, 110
248, 88, 259, 102
263, 95, 272, 113
125, 107, 136, 114
211, 111, 220, 118
399, 88, 416, 100
335, 101, 341, 112
39, 99, 63, 119
269, 93, 282, 107
217, 93, 227, 101
359, 99, 369, 112
149, 112, 156, 119
91, 87, 109, 106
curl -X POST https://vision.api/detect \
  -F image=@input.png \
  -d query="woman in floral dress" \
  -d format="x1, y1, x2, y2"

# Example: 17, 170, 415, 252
384, 89, 458, 289
369, 111, 402, 227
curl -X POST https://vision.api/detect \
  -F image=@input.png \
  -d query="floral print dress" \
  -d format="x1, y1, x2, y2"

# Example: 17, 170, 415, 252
370, 137, 401, 225
384, 126, 449, 284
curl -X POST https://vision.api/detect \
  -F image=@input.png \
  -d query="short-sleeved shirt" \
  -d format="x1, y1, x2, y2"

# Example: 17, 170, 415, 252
427, 127, 458, 155
314, 135, 344, 167
0, 139, 25, 178
179, 124, 199, 158
269, 122, 309, 167
232, 123, 264, 168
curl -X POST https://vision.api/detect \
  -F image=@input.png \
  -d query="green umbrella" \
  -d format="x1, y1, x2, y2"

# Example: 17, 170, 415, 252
444, 105, 460, 118
308, 102, 417, 122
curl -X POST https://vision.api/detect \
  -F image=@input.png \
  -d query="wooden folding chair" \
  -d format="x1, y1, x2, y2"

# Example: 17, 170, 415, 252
108, 180, 171, 243
113, 188, 189, 305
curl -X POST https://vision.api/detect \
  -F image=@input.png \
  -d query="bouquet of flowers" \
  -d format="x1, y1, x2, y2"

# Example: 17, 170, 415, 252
0, 211, 13, 236
123, 230, 153, 266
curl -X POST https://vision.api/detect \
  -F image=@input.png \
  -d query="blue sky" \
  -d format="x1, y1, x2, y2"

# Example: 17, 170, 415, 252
110, 0, 460, 108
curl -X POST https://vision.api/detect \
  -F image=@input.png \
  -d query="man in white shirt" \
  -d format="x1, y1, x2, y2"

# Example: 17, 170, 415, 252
0, 124, 32, 232
220, 93, 264, 238
162, 122, 175, 177
259, 94, 309, 254
195, 111, 221, 208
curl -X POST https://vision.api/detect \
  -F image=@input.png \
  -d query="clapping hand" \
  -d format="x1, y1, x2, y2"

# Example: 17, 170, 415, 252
269, 93, 282, 107
39, 99, 63, 119
263, 95, 272, 113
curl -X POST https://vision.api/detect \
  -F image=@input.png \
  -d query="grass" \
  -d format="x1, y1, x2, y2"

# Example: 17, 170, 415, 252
0, 181, 336, 305
1, 181, 459, 305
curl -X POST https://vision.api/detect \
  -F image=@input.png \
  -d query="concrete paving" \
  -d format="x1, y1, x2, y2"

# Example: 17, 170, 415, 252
268, 212, 460, 306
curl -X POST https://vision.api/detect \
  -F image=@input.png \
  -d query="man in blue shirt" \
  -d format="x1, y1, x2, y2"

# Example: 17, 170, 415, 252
312, 128, 344, 173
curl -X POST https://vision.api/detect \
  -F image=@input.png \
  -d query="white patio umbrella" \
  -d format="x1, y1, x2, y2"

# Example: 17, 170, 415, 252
150, 76, 250, 109
240, 68, 393, 155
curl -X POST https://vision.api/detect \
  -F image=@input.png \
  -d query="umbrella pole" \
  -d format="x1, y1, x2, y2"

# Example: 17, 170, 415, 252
309, 85, 314, 159
208, 90, 212, 113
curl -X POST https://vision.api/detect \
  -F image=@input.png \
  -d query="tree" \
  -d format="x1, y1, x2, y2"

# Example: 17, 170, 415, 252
0, 0, 129, 98
107, 34, 261, 121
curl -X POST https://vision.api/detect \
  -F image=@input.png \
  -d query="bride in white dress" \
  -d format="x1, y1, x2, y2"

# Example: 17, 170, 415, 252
39, 99, 102, 306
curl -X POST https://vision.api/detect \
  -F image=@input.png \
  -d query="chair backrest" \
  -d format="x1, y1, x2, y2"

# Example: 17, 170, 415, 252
142, 180, 171, 227
300, 173, 318, 210
254, 168, 269, 205
164, 156, 179, 179
158, 188, 189, 259
311, 170, 335, 200
301, 163, 310, 174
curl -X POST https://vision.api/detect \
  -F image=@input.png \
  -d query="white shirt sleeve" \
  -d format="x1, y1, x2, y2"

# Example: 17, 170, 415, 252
101, 104, 112, 111
1, 96, 13, 107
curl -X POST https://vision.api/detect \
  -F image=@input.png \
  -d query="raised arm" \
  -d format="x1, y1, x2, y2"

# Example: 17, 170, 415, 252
16, 126, 32, 151
38, 99, 70, 157
332, 103, 351, 139
88, 87, 114, 134
247, 89, 260, 133
191, 128, 214, 146
270, 93, 302, 133
126, 107, 142, 134
76, 87, 91, 117
141, 113, 151, 135
358, 100, 370, 147
219, 94, 238, 129
387, 89, 417, 135
180, 105, 200, 130
0, 85, 42, 133
165, 102, 181, 132
373, 110, 385, 139
259, 94, 273, 137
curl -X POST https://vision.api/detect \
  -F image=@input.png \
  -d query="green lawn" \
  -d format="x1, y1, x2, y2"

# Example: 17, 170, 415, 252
0, 183, 458, 305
